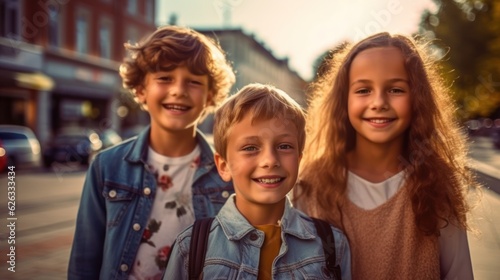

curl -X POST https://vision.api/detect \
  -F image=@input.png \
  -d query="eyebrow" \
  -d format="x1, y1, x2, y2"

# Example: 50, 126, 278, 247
350, 78, 409, 87
239, 133, 294, 142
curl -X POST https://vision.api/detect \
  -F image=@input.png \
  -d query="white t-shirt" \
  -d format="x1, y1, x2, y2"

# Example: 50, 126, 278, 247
129, 145, 200, 280
347, 171, 474, 280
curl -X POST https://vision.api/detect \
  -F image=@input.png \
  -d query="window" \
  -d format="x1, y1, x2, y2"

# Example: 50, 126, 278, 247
99, 19, 112, 59
145, 0, 154, 23
48, 4, 60, 47
0, 0, 21, 40
0, 132, 28, 141
126, 25, 139, 46
127, 0, 137, 15
76, 10, 89, 54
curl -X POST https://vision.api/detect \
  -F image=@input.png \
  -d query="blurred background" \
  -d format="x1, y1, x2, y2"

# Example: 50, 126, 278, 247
0, 0, 499, 165
0, 0, 499, 279
0, 0, 499, 171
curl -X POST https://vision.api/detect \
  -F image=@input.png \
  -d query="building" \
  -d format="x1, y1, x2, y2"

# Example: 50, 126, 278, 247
197, 28, 308, 133
0, 0, 156, 145
198, 28, 307, 106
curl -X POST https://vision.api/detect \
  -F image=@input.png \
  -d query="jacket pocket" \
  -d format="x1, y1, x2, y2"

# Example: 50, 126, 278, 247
192, 184, 234, 218
102, 181, 139, 227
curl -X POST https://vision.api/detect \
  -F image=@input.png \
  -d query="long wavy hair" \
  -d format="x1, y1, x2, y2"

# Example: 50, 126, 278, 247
294, 32, 479, 235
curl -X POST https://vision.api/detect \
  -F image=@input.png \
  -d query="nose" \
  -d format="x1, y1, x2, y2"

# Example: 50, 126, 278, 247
169, 80, 187, 97
260, 147, 280, 169
370, 90, 389, 111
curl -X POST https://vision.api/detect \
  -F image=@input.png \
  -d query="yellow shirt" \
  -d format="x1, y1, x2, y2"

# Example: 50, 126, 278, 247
254, 224, 282, 280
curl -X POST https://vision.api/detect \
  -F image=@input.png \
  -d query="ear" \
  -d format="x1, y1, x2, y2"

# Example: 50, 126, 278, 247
135, 86, 146, 104
206, 90, 215, 107
214, 152, 232, 182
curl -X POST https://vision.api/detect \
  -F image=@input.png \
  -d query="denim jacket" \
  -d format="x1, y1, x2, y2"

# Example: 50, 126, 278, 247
68, 127, 234, 280
164, 194, 352, 280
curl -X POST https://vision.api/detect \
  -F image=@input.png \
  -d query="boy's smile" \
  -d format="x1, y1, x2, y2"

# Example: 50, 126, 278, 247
215, 113, 301, 224
253, 175, 285, 187
137, 65, 213, 134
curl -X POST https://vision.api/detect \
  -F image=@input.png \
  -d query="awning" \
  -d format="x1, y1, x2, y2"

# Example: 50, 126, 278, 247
14, 72, 54, 91
0, 69, 54, 91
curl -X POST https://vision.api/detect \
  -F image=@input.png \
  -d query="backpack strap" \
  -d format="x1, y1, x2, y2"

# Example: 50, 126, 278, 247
311, 217, 342, 280
189, 217, 214, 280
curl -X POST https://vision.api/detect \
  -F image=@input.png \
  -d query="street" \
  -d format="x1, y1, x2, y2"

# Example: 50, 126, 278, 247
0, 167, 85, 280
0, 137, 499, 279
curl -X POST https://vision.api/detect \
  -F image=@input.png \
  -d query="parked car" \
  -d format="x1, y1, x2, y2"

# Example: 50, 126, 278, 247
492, 127, 500, 149
43, 129, 103, 167
0, 140, 7, 171
0, 125, 41, 169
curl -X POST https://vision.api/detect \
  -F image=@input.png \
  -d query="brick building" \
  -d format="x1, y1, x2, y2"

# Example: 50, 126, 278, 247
197, 28, 307, 133
0, 0, 156, 145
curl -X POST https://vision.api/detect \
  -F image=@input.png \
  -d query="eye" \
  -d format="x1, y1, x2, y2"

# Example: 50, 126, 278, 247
389, 88, 405, 94
242, 145, 258, 152
278, 144, 293, 150
354, 88, 370, 94
189, 80, 203, 85
157, 76, 172, 82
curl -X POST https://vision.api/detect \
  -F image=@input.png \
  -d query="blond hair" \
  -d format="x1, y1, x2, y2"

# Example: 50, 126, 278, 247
213, 83, 306, 159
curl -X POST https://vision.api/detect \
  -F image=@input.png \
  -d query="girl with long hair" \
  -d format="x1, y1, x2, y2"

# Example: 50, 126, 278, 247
294, 32, 480, 279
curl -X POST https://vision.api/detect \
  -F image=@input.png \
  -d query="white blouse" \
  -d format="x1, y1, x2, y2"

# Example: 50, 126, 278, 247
347, 171, 474, 279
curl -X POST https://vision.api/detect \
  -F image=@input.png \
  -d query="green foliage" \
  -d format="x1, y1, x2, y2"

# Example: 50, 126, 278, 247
420, 0, 500, 119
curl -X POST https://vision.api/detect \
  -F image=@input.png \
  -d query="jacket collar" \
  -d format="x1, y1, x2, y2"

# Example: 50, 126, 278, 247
123, 126, 216, 169
217, 194, 316, 241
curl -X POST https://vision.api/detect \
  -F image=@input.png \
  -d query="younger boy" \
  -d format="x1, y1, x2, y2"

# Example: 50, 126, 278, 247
68, 26, 235, 280
164, 84, 352, 279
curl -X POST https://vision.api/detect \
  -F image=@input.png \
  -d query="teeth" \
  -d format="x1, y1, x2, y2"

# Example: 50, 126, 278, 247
165, 105, 188, 110
257, 178, 282, 184
370, 119, 391, 124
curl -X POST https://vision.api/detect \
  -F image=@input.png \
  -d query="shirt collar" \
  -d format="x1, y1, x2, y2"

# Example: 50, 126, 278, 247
216, 194, 316, 241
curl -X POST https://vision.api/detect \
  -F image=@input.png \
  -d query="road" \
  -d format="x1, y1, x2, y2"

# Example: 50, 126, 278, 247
0, 165, 85, 280
0, 137, 498, 279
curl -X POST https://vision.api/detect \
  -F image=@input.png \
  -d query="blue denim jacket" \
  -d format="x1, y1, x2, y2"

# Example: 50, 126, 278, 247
68, 127, 234, 280
164, 194, 352, 280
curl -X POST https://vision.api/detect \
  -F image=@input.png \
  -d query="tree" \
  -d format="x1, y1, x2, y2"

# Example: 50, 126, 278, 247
420, 0, 500, 119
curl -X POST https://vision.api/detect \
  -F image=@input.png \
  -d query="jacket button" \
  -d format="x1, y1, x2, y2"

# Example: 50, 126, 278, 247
143, 187, 151, 195
109, 190, 117, 198
221, 191, 229, 198
120, 264, 128, 272
133, 223, 141, 231
249, 233, 258, 241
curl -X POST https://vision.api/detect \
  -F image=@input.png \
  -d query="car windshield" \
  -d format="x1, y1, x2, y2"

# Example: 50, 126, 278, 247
0, 132, 29, 141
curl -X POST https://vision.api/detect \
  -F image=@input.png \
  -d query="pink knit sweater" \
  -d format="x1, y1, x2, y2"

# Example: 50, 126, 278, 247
342, 187, 440, 279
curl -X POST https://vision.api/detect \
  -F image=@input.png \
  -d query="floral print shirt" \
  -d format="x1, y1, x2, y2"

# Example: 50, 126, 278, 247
129, 145, 200, 280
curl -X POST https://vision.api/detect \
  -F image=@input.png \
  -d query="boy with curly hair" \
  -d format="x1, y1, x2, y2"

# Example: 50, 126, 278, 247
68, 25, 235, 280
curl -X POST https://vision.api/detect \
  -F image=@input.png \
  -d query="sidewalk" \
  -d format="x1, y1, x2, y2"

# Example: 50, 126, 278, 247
468, 188, 500, 280
467, 137, 500, 280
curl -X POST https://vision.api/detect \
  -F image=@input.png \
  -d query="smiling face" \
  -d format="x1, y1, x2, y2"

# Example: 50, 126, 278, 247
214, 112, 301, 218
348, 46, 412, 148
136, 65, 213, 135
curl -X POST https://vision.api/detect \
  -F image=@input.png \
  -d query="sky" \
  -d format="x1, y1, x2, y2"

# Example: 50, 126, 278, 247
156, 0, 438, 80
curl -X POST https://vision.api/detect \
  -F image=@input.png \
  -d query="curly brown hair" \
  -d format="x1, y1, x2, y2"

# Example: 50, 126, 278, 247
119, 25, 235, 118
294, 32, 480, 236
